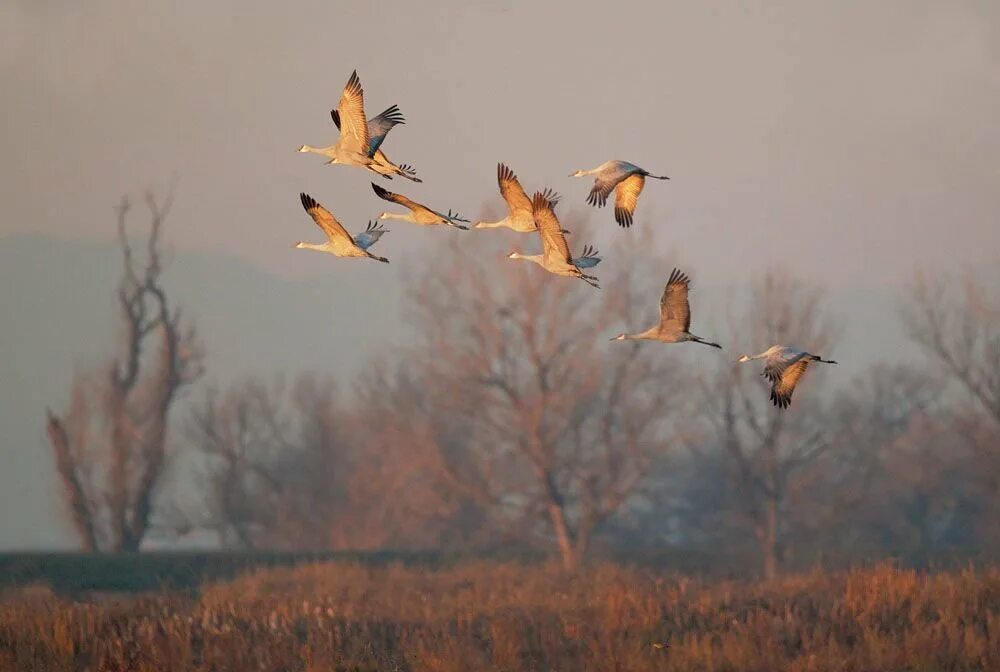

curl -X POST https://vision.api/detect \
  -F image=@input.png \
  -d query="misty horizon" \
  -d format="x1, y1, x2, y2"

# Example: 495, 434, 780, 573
2, 1, 998, 551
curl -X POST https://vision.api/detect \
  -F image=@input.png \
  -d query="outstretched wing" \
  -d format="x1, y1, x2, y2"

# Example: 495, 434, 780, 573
614, 173, 645, 228
659, 268, 691, 331
336, 70, 369, 153
539, 187, 561, 207
371, 182, 418, 211
300, 193, 353, 244
761, 348, 800, 384
586, 174, 618, 208
572, 245, 602, 269
497, 163, 532, 217
442, 209, 470, 223
586, 164, 627, 208
532, 191, 572, 263
770, 359, 811, 409
352, 221, 387, 250
366, 104, 405, 157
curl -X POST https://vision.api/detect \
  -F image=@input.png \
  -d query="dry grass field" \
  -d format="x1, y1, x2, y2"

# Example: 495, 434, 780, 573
1, 561, 997, 672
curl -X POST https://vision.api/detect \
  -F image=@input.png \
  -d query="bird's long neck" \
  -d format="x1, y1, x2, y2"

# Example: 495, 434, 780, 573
296, 242, 331, 253
579, 166, 603, 176
513, 254, 545, 267
381, 212, 413, 222
299, 144, 334, 156
474, 217, 509, 229
624, 326, 661, 340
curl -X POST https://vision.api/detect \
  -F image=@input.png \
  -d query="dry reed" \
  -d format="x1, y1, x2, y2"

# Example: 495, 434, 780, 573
1, 561, 996, 671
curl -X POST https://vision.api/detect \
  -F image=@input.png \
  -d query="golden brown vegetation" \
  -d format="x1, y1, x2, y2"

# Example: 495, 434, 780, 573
1, 562, 997, 671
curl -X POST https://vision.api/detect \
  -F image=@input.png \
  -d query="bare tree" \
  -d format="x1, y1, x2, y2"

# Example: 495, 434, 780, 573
185, 372, 452, 551
696, 271, 840, 579
902, 271, 1000, 547
183, 375, 362, 550
396, 229, 685, 570
346, 361, 486, 550
45, 190, 203, 552
903, 272, 1000, 424
788, 363, 941, 564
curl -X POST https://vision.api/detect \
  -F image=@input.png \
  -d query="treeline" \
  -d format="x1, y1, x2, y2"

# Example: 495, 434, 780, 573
45, 193, 1000, 578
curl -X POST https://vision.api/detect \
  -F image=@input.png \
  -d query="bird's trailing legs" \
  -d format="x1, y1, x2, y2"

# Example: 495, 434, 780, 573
692, 335, 723, 349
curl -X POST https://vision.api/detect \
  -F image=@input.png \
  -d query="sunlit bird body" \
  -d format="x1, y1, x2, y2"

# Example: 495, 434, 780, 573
474, 163, 561, 232
570, 160, 669, 228
330, 105, 421, 182
294, 193, 389, 264
297, 70, 373, 170
371, 183, 470, 229
737, 346, 838, 409
611, 268, 721, 348
507, 192, 600, 288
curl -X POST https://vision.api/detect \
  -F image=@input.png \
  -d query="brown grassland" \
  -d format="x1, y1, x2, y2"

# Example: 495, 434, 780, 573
1, 562, 997, 672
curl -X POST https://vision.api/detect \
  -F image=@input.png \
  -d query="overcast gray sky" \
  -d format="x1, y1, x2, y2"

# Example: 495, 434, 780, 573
1, 0, 998, 548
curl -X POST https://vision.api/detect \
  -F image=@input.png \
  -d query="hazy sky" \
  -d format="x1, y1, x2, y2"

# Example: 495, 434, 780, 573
1, 1, 998, 548
3, 1, 997, 280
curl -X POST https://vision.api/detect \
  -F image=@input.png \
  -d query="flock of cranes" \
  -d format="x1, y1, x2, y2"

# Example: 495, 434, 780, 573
295, 70, 837, 409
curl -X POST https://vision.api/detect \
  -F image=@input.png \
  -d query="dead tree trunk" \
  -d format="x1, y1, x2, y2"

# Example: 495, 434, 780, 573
45, 407, 99, 552
757, 495, 780, 581
44, 189, 203, 552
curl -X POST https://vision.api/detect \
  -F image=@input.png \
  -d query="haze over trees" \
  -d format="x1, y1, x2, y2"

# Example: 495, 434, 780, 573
43, 197, 1000, 575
